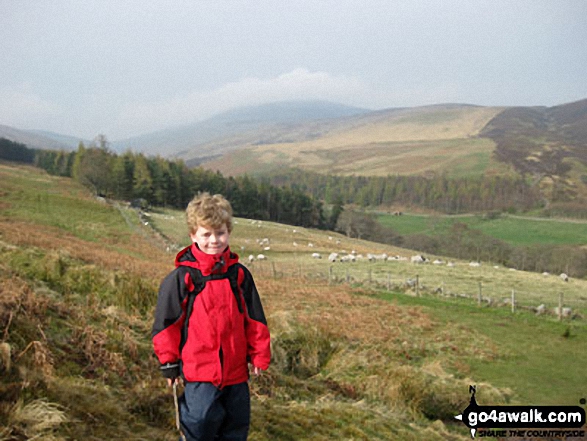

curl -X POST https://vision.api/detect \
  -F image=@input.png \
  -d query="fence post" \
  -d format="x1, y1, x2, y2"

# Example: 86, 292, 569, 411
346, 269, 350, 284
511, 289, 515, 313
329, 266, 333, 285
387, 272, 391, 291
558, 292, 563, 321
416, 274, 420, 297
478, 282, 482, 306
368, 269, 372, 284
272, 262, 277, 279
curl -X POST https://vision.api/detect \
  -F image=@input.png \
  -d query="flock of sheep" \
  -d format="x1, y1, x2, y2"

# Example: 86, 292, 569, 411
244, 229, 572, 284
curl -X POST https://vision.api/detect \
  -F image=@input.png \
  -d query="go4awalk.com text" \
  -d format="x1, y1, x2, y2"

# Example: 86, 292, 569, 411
455, 386, 586, 439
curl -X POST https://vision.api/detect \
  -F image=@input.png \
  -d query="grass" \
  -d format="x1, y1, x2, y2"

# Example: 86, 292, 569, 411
0, 163, 139, 246
201, 106, 507, 178
379, 292, 587, 406
151, 206, 587, 316
2, 161, 587, 440
377, 211, 587, 246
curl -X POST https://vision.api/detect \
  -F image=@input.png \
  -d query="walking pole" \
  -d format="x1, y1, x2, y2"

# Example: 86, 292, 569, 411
173, 381, 187, 441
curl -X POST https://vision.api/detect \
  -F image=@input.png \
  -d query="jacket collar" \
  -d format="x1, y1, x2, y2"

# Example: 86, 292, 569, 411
175, 243, 239, 276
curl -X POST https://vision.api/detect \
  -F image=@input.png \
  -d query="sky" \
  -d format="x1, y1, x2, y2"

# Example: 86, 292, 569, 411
1, 0, 586, 141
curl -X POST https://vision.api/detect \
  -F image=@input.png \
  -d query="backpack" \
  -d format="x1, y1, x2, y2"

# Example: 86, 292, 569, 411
179, 263, 244, 352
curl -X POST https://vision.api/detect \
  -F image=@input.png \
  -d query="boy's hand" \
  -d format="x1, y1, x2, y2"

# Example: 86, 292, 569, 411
252, 365, 264, 376
167, 377, 181, 387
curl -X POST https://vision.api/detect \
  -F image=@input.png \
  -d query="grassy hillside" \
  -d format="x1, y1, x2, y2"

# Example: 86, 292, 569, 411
1, 162, 586, 440
480, 98, 587, 207
376, 212, 587, 247
197, 105, 509, 178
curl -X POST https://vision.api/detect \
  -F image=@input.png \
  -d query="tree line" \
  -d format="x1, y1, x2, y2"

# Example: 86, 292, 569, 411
0, 138, 327, 229
3, 137, 585, 277
266, 168, 543, 214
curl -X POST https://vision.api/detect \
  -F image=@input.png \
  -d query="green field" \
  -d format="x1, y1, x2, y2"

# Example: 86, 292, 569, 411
380, 292, 587, 405
3, 162, 587, 440
377, 212, 587, 246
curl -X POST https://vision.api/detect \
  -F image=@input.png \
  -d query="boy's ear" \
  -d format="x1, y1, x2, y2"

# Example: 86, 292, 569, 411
189, 232, 198, 243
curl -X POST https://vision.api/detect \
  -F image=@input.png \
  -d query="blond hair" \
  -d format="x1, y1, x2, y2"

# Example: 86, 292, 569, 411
186, 192, 233, 234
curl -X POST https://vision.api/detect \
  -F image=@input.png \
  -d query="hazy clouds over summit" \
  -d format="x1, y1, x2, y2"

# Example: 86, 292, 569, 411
1, 0, 586, 140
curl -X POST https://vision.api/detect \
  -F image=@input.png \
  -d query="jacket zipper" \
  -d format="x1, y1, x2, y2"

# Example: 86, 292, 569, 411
218, 346, 224, 388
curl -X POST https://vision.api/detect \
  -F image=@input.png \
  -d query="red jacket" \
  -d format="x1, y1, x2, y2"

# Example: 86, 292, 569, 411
152, 244, 271, 388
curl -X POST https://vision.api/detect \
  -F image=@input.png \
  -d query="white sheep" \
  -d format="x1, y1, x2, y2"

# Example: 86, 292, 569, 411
248, 254, 255, 263
257, 254, 267, 260
560, 273, 569, 282
328, 252, 338, 263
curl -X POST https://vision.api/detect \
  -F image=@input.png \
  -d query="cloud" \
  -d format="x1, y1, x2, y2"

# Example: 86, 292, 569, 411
0, 84, 63, 129
114, 68, 373, 138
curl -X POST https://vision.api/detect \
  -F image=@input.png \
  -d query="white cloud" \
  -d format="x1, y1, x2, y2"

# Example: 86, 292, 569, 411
0, 84, 63, 129
114, 68, 374, 138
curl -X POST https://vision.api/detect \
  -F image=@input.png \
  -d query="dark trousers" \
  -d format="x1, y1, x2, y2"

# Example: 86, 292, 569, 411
179, 381, 250, 441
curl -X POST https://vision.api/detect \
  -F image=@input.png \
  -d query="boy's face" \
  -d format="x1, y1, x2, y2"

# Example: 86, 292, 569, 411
190, 223, 230, 255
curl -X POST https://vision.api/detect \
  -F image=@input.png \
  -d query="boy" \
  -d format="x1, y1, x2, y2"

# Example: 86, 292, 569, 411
152, 193, 271, 441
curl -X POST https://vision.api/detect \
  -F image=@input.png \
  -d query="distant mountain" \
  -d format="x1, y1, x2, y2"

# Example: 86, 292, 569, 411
111, 100, 370, 157
480, 98, 587, 173
0, 125, 85, 151
194, 103, 507, 176
185, 99, 587, 186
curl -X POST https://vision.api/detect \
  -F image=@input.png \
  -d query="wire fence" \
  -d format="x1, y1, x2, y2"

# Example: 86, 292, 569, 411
249, 259, 586, 322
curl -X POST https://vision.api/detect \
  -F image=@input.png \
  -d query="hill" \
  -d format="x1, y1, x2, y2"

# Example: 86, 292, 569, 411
480, 98, 587, 204
189, 104, 509, 177
111, 100, 370, 159
0, 125, 84, 152
3, 162, 587, 439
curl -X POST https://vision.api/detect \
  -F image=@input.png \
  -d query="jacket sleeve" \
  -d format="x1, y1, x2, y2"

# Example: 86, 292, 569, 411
151, 269, 187, 365
240, 267, 271, 370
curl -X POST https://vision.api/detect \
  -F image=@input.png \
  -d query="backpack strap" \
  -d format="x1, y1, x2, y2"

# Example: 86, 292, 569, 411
179, 264, 244, 352
180, 266, 204, 353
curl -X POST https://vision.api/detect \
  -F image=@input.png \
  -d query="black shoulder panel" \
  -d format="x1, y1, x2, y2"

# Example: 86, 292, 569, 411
151, 267, 188, 338
240, 265, 267, 326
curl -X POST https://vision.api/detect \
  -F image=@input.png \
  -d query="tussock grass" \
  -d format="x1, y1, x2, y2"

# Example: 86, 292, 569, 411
2, 162, 584, 439
4, 399, 68, 440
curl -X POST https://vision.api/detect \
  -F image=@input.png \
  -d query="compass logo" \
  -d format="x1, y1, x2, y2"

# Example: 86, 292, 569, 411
454, 386, 585, 439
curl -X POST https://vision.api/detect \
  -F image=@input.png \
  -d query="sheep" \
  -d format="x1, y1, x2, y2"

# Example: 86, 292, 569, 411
248, 254, 255, 263
554, 306, 572, 318
311, 252, 322, 259
257, 254, 267, 260
560, 273, 569, 282
469, 262, 481, 267
340, 254, 356, 263
411, 255, 426, 264
432, 259, 444, 265
328, 252, 338, 263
